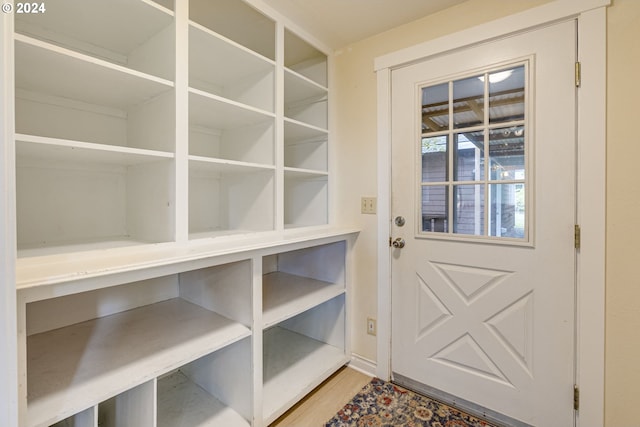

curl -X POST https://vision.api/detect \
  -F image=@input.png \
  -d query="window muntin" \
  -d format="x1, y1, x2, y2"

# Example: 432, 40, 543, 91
419, 63, 528, 241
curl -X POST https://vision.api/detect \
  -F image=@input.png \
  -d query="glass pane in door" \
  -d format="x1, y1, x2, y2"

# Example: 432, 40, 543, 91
422, 135, 448, 182
453, 184, 485, 236
454, 131, 484, 181
489, 65, 525, 124
490, 183, 525, 238
421, 185, 448, 232
422, 83, 449, 133
489, 126, 525, 180
453, 75, 484, 129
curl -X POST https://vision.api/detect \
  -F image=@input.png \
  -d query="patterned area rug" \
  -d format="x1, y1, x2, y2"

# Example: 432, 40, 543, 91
325, 378, 498, 427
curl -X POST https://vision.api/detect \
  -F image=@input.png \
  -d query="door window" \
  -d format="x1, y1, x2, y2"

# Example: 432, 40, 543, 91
420, 64, 527, 240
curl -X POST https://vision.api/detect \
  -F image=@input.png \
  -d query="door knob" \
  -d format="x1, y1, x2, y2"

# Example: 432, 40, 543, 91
392, 237, 405, 249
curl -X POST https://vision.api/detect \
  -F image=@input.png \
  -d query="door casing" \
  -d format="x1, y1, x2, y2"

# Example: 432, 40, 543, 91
375, 1, 607, 426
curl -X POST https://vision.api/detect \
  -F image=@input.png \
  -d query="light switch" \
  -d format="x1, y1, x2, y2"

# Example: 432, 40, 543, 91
361, 197, 377, 214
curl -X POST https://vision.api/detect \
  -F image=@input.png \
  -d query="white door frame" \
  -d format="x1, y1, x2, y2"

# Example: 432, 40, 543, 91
375, 1, 608, 425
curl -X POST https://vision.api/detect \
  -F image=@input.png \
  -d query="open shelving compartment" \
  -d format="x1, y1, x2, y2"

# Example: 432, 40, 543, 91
283, 28, 328, 132
14, 0, 175, 82
157, 337, 253, 427
25, 259, 253, 427
14, 33, 176, 257
189, 158, 276, 239
262, 241, 347, 424
188, 77, 276, 240
189, 22, 275, 113
189, 0, 276, 62
284, 169, 328, 229
284, 119, 328, 172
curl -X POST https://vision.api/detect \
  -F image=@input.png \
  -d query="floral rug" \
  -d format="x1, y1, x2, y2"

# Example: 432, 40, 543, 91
324, 378, 498, 427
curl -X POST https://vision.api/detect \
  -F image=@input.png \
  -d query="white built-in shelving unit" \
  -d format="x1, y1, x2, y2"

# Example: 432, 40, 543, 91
4, 0, 356, 426
19, 234, 354, 427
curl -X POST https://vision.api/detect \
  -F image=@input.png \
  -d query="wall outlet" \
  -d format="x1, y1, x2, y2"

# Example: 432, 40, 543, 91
367, 317, 377, 336
361, 197, 377, 214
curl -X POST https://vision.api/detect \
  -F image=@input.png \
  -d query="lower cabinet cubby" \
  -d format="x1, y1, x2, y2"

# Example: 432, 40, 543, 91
263, 295, 347, 424
19, 234, 354, 427
49, 407, 96, 427
157, 337, 252, 427
25, 260, 252, 427
261, 241, 348, 424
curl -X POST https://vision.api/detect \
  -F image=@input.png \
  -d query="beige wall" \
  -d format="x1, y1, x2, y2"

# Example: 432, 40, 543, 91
335, 0, 640, 425
605, 0, 640, 425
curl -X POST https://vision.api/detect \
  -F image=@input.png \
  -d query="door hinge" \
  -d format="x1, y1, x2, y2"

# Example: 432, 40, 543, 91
574, 385, 580, 411
574, 224, 581, 249
575, 61, 581, 87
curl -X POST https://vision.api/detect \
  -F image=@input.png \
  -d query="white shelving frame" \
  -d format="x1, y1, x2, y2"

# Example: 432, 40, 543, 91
17, 232, 355, 427
3, 1, 350, 426
11, 0, 332, 257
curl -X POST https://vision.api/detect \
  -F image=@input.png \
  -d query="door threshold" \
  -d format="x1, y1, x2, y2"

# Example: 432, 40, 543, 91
392, 372, 533, 427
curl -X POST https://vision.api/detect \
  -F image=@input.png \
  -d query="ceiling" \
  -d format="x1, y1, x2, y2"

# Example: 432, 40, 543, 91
261, 0, 468, 50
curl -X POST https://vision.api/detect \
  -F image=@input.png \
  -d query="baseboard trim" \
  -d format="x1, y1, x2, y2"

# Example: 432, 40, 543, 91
348, 353, 377, 377
392, 373, 532, 427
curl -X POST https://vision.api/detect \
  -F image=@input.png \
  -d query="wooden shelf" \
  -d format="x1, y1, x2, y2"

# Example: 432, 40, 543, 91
284, 118, 328, 143
284, 28, 328, 87
284, 69, 327, 130
17, 238, 152, 259
15, 35, 173, 110
284, 167, 329, 179
189, 0, 276, 61
263, 326, 347, 424
15, 0, 174, 80
284, 68, 328, 104
189, 88, 274, 131
189, 156, 275, 174
15, 0, 173, 51
16, 134, 174, 166
284, 174, 328, 228
27, 298, 250, 427
157, 371, 250, 427
263, 272, 344, 328
190, 22, 275, 112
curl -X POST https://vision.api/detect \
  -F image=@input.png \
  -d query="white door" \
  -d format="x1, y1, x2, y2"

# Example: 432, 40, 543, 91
391, 20, 577, 426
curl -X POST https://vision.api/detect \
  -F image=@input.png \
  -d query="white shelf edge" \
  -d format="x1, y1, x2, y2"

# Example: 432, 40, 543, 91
189, 20, 275, 67
262, 327, 347, 424
189, 87, 276, 119
283, 117, 329, 134
16, 133, 175, 161
27, 298, 251, 427
15, 228, 360, 295
284, 66, 327, 92
284, 167, 329, 178
17, 238, 153, 259
140, 0, 175, 16
15, 33, 174, 88
189, 155, 276, 173
263, 272, 345, 329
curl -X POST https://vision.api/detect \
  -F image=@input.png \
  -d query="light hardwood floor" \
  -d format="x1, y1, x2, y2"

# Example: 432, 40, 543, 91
270, 366, 372, 427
